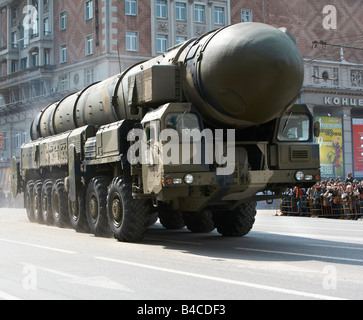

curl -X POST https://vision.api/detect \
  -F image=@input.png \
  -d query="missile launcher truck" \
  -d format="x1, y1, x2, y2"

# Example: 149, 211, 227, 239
11, 23, 320, 242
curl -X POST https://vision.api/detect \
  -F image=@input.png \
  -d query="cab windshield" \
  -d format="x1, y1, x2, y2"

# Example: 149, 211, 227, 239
165, 113, 201, 135
277, 113, 310, 142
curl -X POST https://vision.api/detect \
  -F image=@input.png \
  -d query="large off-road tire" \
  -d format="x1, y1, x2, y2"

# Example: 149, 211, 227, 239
52, 179, 70, 228
86, 176, 112, 237
33, 180, 44, 223
214, 202, 257, 237
25, 181, 35, 223
41, 180, 54, 225
183, 209, 215, 233
68, 185, 89, 233
107, 177, 151, 242
158, 209, 185, 230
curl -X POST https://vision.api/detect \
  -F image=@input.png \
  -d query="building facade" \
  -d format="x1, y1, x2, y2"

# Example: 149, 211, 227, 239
0, 0, 362, 191
230, 0, 363, 179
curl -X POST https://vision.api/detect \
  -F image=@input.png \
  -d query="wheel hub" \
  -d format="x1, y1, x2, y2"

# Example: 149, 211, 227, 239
89, 195, 98, 220
111, 196, 122, 227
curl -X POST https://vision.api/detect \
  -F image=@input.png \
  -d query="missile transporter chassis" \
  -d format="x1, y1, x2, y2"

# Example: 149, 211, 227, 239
13, 103, 319, 242
11, 23, 320, 243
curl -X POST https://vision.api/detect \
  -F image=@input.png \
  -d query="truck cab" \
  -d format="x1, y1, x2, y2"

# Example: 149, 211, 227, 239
130, 103, 320, 212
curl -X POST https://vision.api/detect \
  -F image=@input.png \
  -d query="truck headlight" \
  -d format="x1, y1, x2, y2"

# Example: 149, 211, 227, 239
184, 174, 194, 184
173, 178, 183, 184
295, 171, 304, 181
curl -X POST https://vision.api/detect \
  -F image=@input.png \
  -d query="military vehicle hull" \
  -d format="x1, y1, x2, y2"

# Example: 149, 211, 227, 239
12, 23, 320, 242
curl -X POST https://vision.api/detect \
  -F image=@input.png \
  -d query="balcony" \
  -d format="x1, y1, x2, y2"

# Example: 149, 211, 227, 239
0, 64, 55, 86
304, 59, 363, 91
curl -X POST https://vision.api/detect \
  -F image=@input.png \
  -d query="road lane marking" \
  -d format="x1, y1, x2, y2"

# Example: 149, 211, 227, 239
258, 231, 363, 244
0, 290, 21, 300
35, 266, 133, 292
0, 238, 77, 254
305, 244, 363, 251
95, 256, 345, 300
235, 247, 363, 264
256, 223, 363, 233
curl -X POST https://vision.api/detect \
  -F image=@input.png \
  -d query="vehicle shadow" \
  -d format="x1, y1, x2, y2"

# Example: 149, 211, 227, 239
140, 223, 363, 267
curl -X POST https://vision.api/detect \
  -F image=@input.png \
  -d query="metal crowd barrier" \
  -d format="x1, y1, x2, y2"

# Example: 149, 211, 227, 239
279, 196, 362, 219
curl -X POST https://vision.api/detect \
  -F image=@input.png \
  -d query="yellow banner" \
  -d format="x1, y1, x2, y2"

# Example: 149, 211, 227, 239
315, 116, 344, 178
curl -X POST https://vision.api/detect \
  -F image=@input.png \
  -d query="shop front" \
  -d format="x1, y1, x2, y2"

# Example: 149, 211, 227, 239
301, 89, 363, 179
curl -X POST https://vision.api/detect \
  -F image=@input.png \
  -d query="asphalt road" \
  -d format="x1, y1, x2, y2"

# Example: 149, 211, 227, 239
0, 207, 363, 301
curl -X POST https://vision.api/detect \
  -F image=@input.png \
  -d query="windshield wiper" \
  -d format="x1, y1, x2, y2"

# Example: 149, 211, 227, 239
282, 112, 293, 133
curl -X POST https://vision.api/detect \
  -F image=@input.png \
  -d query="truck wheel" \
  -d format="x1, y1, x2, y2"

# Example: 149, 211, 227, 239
86, 176, 112, 237
52, 179, 70, 228
68, 185, 89, 233
41, 180, 54, 225
26, 181, 36, 223
159, 210, 185, 230
107, 177, 151, 242
183, 209, 215, 233
214, 202, 257, 237
33, 180, 44, 223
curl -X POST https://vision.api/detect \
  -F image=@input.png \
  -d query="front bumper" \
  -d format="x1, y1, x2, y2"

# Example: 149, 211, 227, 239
156, 168, 320, 211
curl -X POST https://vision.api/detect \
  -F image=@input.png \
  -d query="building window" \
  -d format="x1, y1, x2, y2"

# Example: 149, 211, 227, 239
11, 7, 17, 24
59, 75, 68, 91
126, 0, 137, 15
23, 132, 27, 145
0, 133, 7, 151
11, 31, 17, 49
126, 32, 138, 51
241, 9, 252, 22
43, 17, 50, 36
176, 2, 186, 21
44, 49, 50, 65
20, 26, 29, 48
85, 1, 93, 20
31, 52, 39, 67
86, 68, 94, 85
60, 44, 67, 63
86, 35, 93, 55
60, 11, 67, 30
157, 34, 168, 53
29, 0, 39, 38
20, 58, 27, 70
214, 7, 225, 25
15, 132, 27, 148
194, 4, 205, 23
44, 0, 49, 12
15, 133, 22, 149
156, 0, 167, 19
176, 36, 186, 44
11, 60, 18, 73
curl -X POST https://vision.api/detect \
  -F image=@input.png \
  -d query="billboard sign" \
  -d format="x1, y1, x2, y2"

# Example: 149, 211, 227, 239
352, 118, 363, 178
315, 116, 344, 178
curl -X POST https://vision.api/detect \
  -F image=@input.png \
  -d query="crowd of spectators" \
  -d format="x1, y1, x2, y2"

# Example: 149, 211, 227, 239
281, 173, 362, 220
